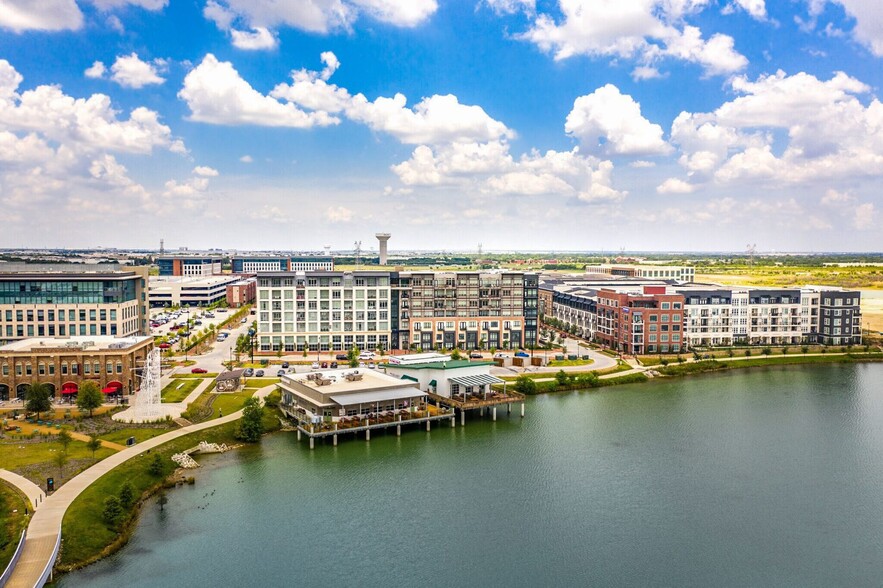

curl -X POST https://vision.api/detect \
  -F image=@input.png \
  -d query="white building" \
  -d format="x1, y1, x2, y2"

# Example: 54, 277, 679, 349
384, 353, 502, 398
148, 275, 242, 307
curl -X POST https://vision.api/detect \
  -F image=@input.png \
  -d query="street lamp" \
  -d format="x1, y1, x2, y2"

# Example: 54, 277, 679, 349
248, 328, 256, 366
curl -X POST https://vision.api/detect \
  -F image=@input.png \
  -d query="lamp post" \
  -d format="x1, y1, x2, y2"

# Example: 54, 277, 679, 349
248, 328, 256, 366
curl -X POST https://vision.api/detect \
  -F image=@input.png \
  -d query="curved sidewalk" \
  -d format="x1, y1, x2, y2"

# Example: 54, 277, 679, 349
5, 385, 277, 588
0, 469, 45, 511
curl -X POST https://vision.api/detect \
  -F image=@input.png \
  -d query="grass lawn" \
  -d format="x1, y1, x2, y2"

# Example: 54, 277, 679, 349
99, 427, 175, 445
170, 373, 217, 379
161, 378, 202, 402
0, 481, 28, 572
59, 407, 282, 570
0, 438, 115, 472
242, 377, 280, 388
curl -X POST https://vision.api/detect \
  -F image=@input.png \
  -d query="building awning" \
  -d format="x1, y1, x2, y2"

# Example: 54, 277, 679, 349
400, 375, 418, 382
448, 374, 504, 387
61, 388, 77, 395
102, 385, 122, 394
429, 379, 437, 387
61, 383, 78, 393
330, 387, 424, 406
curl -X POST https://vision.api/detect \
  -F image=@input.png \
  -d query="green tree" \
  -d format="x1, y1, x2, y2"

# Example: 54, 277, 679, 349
87, 434, 102, 460
801, 346, 809, 354
235, 397, 264, 442
148, 453, 165, 476
555, 369, 570, 387
53, 450, 68, 482
77, 381, 103, 417
348, 345, 360, 368
102, 496, 123, 527
25, 383, 52, 418
513, 375, 537, 395
761, 347, 772, 356
56, 428, 73, 453
119, 481, 135, 509
450, 348, 462, 360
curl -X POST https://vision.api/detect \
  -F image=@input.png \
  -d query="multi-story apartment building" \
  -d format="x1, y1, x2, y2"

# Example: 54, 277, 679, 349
232, 256, 335, 273
550, 288, 597, 339
157, 256, 222, 276
596, 287, 686, 354
226, 277, 256, 307
0, 265, 149, 345
816, 288, 862, 345
254, 270, 537, 354
255, 271, 391, 353
394, 271, 537, 351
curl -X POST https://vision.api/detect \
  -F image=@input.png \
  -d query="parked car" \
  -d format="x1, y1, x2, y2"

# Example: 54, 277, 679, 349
243, 368, 254, 377
191, 367, 207, 374
158, 343, 171, 349
217, 309, 227, 313
494, 352, 510, 358
321, 362, 328, 369
311, 362, 320, 370
241, 318, 248, 324
515, 351, 530, 358
469, 352, 483, 359
368, 362, 376, 369
281, 362, 290, 368
194, 320, 203, 326
255, 370, 264, 377
330, 361, 338, 369
358, 351, 376, 360
276, 369, 286, 377
335, 353, 348, 360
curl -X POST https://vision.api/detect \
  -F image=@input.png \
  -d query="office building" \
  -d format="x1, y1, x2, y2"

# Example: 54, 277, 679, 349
149, 275, 242, 307
157, 256, 222, 277
226, 277, 257, 307
590, 263, 695, 282
0, 264, 149, 345
231, 256, 335, 273
0, 335, 153, 400
596, 287, 686, 354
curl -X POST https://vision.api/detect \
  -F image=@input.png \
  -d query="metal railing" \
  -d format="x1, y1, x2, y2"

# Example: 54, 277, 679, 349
0, 528, 26, 586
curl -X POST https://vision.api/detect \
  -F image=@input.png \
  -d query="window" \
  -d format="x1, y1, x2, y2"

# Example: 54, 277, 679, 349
661, 302, 670, 310
1, 364, 6, 376
71, 362, 79, 375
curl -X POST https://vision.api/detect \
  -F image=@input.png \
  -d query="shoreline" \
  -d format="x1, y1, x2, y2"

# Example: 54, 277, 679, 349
50, 354, 883, 579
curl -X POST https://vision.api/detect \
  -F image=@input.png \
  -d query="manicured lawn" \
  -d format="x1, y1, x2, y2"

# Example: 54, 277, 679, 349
242, 377, 280, 388
0, 438, 115, 471
0, 481, 28, 572
170, 373, 217, 379
161, 378, 202, 402
210, 391, 255, 418
59, 407, 282, 570
99, 427, 175, 445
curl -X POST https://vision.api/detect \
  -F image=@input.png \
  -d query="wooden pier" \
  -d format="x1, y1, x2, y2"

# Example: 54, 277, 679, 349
427, 390, 526, 425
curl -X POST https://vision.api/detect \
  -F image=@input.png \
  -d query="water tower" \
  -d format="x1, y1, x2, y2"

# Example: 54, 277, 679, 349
376, 233, 391, 265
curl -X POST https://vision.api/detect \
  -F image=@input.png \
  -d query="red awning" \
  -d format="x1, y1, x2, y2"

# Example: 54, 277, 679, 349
61, 388, 77, 395
62, 383, 78, 393
102, 386, 122, 394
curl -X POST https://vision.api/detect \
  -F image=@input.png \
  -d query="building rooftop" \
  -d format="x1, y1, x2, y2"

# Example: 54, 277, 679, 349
0, 335, 152, 353
281, 368, 407, 394
149, 275, 241, 286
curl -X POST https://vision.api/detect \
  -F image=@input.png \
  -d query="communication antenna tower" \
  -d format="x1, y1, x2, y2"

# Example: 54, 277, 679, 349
746, 243, 757, 264
354, 240, 362, 267
159, 239, 164, 255
477, 243, 483, 257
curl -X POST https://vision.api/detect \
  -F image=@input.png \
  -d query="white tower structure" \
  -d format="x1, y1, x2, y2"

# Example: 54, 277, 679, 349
376, 233, 391, 265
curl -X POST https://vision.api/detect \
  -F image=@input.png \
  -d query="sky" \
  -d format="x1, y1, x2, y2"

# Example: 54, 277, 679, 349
0, 0, 881, 253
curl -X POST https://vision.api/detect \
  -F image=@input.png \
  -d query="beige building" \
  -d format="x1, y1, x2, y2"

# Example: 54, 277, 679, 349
0, 265, 149, 345
0, 335, 153, 401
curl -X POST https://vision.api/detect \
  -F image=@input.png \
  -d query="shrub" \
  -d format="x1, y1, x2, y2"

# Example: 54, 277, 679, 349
148, 453, 164, 476
555, 370, 570, 386
119, 481, 135, 509
513, 375, 537, 395
660, 358, 669, 366
102, 496, 122, 527
761, 347, 772, 356
744, 349, 752, 357
235, 397, 264, 443
801, 346, 809, 354
263, 390, 281, 409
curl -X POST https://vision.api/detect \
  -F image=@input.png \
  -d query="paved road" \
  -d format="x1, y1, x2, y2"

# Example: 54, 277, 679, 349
0, 469, 45, 511
5, 384, 277, 588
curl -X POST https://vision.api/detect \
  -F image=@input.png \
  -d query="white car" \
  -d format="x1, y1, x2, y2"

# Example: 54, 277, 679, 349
358, 352, 376, 360
311, 362, 320, 370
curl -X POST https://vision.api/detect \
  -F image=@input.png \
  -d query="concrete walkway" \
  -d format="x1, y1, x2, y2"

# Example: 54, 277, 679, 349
5, 384, 277, 588
0, 469, 45, 511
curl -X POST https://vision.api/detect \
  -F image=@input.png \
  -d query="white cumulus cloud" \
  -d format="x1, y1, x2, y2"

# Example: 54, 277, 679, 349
565, 84, 671, 156
231, 27, 278, 50
110, 53, 166, 88
0, 0, 83, 32
85, 61, 107, 79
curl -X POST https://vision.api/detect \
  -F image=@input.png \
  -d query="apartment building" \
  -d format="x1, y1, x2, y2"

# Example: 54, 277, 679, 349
157, 256, 222, 276
0, 265, 149, 345
254, 270, 538, 354
550, 288, 597, 340
226, 277, 257, 307
393, 271, 537, 351
255, 271, 391, 353
596, 287, 686, 354
816, 288, 862, 345
232, 256, 335, 273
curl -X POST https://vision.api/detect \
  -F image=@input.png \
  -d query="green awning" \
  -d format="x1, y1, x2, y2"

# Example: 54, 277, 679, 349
400, 374, 418, 382
429, 379, 437, 387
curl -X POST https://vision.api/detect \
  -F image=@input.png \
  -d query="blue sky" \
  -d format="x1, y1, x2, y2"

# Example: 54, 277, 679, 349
0, 0, 881, 252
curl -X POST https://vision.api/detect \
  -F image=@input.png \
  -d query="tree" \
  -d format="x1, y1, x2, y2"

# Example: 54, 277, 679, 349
450, 348, 462, 360
555, 369, 570, 387
103, 496, 123, 527
119, 481, 135, 509
513, 375, 537, 395
148, 453, 165, 476
53, 450, 68, 482
801, 346, 809, 354
236, 397, 264, 442
25, 383, 52, 418
348, 345, 360, 368
87, 434, 102, 460
77, 381, 103, 417
56, 428, 73, 453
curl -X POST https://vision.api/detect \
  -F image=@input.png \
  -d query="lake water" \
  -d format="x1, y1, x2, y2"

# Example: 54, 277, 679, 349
60, 364, 883, 587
